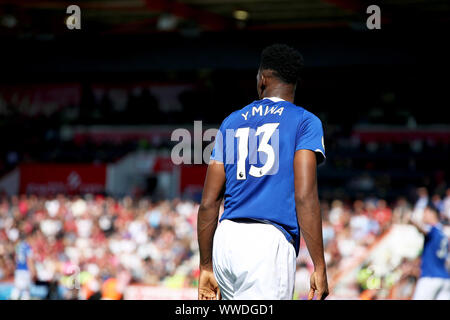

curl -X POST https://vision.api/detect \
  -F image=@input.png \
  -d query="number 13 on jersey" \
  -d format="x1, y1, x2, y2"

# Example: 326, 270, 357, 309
235, 123, 280, 180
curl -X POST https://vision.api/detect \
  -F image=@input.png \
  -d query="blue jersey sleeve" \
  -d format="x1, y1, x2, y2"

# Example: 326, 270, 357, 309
295, 110, 326, 165
26, 244, 32, 257
210, 121, 226, 163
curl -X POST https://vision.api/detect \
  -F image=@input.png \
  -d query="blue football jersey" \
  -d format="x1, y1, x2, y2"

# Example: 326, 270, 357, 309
210, 97, 325, 255
15, 241, 32, 271
420, 224, 450, 279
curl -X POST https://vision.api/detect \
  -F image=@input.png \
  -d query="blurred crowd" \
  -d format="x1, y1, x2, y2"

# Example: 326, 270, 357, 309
1, 187, 449, 300
0, 194, 200, 299
294, 187, 450, 300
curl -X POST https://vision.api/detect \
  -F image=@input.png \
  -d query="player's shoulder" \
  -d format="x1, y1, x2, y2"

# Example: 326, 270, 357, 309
282, 103, 323, 132
271, 100, 321, 122
221, 108, 243, 125
20, 241, 31, 250
431, 223, 445, 235
424, 224, 442, 239
298, 106, 322, 125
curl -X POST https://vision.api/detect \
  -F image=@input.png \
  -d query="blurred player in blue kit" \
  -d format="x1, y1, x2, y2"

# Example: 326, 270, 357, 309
197, 44, 328, 300
11, 232, 36, 300
409, 201, 450, 299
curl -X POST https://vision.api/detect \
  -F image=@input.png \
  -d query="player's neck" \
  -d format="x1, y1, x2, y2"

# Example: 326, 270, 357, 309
262, 87, 295, 103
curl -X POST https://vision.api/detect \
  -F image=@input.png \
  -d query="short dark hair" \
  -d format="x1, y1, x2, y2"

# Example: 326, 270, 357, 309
259, 44, 304, 84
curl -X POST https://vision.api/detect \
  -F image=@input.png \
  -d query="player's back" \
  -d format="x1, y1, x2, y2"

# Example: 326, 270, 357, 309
15, 241, 31, 271
210, 97, 325, 253
421, 224, 450, 279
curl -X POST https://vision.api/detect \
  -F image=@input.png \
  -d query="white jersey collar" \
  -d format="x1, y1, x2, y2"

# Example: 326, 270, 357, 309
263, 96, 285, 102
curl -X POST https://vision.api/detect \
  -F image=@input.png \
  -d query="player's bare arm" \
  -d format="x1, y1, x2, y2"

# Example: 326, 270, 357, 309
408, 217, 428, 235
27, 255, 36, 282
294, 149, 329, 300
197, 160, 226, 300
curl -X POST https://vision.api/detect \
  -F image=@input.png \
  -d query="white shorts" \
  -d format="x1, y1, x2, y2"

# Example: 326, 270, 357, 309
212, 219, 296, 300
14, 270, 31, 291
413, 277, 450, 300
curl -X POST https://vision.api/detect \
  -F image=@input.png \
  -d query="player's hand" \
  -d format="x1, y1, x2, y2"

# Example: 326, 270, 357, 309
198, 267, 221, 300
308, 269, 329, 300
